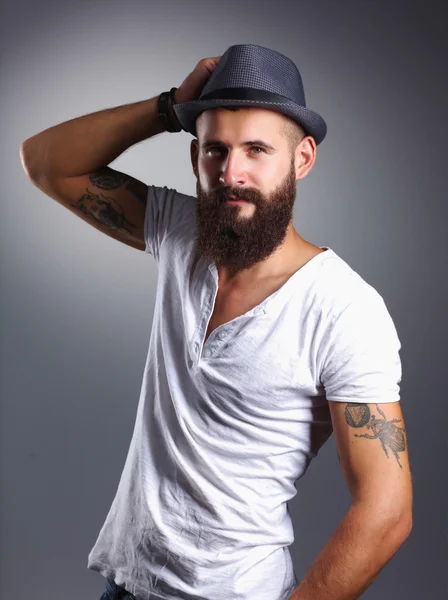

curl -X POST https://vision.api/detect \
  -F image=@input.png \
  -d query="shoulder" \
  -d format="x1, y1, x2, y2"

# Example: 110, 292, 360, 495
311, 248, 387, 322
144, 185, 197, 258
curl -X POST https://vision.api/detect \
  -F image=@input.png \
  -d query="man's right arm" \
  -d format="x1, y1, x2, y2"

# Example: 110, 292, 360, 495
19, 94, 177, 251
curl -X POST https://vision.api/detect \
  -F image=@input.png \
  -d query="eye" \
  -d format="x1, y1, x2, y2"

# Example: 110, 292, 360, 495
204, 147, 224, 156
249, 146, 265, 155
203, 146, 266, 157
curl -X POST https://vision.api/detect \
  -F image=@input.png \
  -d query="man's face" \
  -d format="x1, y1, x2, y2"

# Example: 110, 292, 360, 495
192, 108, 298, 277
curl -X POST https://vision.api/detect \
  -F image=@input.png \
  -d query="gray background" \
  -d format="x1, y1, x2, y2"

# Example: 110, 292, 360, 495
1, 0, 446, 598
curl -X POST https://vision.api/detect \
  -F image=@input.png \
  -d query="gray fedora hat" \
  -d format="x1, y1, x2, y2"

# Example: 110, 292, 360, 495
173, 44, 327, 145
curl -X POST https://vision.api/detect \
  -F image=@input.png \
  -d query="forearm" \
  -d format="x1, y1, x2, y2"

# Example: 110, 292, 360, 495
288, 502, 411, 600
20, 92, 177, 180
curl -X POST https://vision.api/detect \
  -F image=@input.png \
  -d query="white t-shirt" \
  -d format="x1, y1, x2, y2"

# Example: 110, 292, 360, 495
87, 185, 402, 600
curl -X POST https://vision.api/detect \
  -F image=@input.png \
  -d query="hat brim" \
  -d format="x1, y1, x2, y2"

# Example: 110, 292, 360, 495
173, 99, 327, 145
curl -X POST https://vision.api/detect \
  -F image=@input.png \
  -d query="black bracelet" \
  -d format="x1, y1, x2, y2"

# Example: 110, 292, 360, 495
157, 87, 182, 133
169, 87, 183, 131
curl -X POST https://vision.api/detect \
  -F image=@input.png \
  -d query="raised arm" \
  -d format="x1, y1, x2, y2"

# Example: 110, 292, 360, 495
19, 95, 176, 251
19, 55, 221, 250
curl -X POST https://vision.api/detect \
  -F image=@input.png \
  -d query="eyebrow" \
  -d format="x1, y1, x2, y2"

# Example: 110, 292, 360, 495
201, 139, 276, 151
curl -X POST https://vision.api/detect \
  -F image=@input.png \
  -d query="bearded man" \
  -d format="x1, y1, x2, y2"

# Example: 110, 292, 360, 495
21, 44, 412, 600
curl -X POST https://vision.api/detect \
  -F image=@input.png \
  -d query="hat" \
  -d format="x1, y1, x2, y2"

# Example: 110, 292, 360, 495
172, 44, 327, 145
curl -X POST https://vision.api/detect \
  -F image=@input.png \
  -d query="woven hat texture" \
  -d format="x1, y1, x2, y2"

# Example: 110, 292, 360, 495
173, 44, 327, 144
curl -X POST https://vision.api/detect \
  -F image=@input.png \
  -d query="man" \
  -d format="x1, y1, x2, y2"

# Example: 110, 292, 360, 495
20, 44, 412, 600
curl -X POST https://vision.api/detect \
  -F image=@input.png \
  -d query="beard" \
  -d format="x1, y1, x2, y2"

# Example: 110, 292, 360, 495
194, 157, 297, 277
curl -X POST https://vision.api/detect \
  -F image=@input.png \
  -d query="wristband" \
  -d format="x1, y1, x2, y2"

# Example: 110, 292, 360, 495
157, 87, 182, 133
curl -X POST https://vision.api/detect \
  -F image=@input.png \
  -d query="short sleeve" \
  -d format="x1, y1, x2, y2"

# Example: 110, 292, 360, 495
319, 287, 402, 404
144, 185, 196, 261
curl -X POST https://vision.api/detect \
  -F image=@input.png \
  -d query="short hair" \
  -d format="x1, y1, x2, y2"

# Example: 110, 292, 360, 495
280, 116, 306, 154
215, 107, 306, 154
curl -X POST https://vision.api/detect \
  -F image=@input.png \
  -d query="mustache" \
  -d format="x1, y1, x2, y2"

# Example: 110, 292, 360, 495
209, 187, 260, 204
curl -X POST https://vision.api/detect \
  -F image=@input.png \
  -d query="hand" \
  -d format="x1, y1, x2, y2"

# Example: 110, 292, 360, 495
175, 55, 222, 104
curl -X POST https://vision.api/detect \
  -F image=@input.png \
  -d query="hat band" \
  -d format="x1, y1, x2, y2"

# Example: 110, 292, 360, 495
200, 87, 301, 106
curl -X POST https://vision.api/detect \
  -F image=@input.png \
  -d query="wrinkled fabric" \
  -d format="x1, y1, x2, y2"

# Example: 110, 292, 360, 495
88, 186, 402, 599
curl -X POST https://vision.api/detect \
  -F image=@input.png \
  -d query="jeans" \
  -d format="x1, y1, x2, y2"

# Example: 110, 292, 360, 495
100, 578, 137, 600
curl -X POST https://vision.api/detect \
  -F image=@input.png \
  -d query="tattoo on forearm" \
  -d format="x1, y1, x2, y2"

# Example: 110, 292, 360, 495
344, 403, 406, 469
75, 187, 136, 235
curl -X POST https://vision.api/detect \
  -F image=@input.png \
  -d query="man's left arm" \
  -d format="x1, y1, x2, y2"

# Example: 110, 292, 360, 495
288, 399, 413, 600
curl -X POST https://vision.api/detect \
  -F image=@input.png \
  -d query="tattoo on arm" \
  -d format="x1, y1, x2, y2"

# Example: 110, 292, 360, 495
89, 167, 148, 204
69, 167, 148, 242
344, 403, 406, 469
75, 187, 136, 236
88, 167, 129, 190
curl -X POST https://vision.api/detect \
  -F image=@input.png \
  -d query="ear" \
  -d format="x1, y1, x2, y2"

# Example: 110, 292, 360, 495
295, 136, 317, 180
190, 139, 199, 179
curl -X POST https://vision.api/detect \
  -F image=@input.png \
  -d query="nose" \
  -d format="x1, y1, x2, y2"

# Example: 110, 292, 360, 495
218, 150, 247, 187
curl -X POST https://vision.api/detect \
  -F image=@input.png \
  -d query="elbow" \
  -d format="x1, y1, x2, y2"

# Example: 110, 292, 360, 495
396, 507, 413, 541
352, 498, 413, 545
386, 495, 413, 542
20, 140, 35, 180
20, 138, 43, 182
381, 505, 413, 547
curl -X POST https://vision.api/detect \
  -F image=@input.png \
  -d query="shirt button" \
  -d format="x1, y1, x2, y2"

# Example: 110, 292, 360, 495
217, 331, 226, 340
203, 348, 210, 358
194, 342, 199, 353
